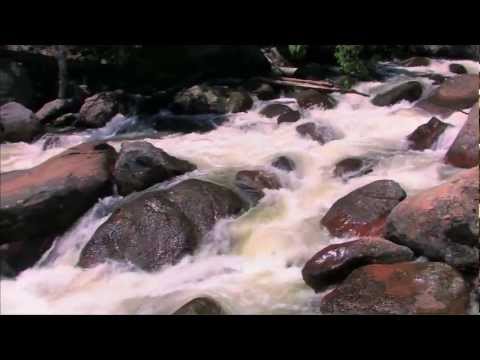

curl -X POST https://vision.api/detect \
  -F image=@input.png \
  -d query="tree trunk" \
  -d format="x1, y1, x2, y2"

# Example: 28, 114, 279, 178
56, 45, 68, 99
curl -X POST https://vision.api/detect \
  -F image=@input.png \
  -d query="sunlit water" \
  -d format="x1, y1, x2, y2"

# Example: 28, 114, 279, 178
1, 59, 478, 314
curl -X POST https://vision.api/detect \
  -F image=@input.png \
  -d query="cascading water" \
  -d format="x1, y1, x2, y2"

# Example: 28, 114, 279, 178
1, 59, 478, 314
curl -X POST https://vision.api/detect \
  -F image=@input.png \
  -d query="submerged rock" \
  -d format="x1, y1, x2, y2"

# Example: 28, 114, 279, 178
444, 103, 479, 168
399, 57, 431, 67
234, 170, 282, 205
333, 157, 377, 181
259, 103, 292, 118
295, 90, 337, 110
416, 74, 478, 117
320, 262, 470, 315
271, 156, 296, 172
384, 167, 479, 272
78, 179, 244, 271
277, 110, 301, 124
0, 101, 42, 143
407, 117, 450, 151
296, 122, 338, 144
302, 237, 414, 292
321, 180, 406, 238
173, 297, 226, 315
113, 141, 197, 196
371, 81, 423, 107
449, 63, 467, 74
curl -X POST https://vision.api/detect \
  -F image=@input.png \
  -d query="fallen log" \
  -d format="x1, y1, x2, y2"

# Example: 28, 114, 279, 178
257, 76, 370, 97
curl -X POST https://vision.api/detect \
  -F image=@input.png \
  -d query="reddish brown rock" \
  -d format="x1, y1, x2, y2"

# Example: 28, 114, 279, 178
407, 117, 450, 151
321, 180, 406, 238
416, 74, 478, 117
302, 237, 414, 292
0, 142, 117, 245
384, 167, 479, 272
295, 90, 337, 110
444, 103, 479, 168
320, 262, 470, 315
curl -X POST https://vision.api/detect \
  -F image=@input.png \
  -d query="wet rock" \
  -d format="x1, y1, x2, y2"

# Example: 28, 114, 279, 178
302, 237, 414, 292
0, 101, 42, 143
78, 90, 131, 128
371, 81, 423, 107
320, 262, 470, 315
444, 103, 479, 168
152, 113, 227, 133
0, 142, 117, 246
164, 179, 245, 239
234, 170, 282, 204
449, 63, 467, 74
35, 98, 80, 123
384, 167, 479, 272
421, 73, 447, 85
399, 57, 431, 67
172, 85, 253, 115
78, 179, 244, 271
259, 103, 292, 118
271, 156, 296, 172
295, 90, 337, 110
321, 180, 406, 238
277, 110, 301, 124
416, 74, 478, 117
113, 141, 197, 196
173, 297, 226, 315
296, 122, 338, 144
333, 157, 376, 181
407, 117, 450, 151
243, 78, 278, 100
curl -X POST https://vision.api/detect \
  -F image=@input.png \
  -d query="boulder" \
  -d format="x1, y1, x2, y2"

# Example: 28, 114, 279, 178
444, 103, 479, 168
0, 142, 117, 246
173, 297, 226, 315
52, 112, 79, 127
333, 157, 376, 181
296, 122, 338, 144
320, 262, 470, 315
0, 59, 34, 108
399, 57, 431, 67
407, 117, 450, 151
113, 141, 197, 196
371, 81, 423, 107
243, 78, 278, 100
78, 179, 244, 271
234, 170, 282, 205
416, 74, 479, 117
449, 63, 467, 74
384, 167, 479, 272
172, 85, 253, 115
302, 237, 414, 292
78, 90, 131, 128
0, 102, 42, 143
277, 110, 301, 124
152, 113, 227, 133
321, 180, 406, 238
259, 103, 292, 118
35, 98, 80, 123
271, 156, 296, 172
295, 90, 337, 110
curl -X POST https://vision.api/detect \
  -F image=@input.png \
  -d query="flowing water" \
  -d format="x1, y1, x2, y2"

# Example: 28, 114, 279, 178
1, 59, 479, 314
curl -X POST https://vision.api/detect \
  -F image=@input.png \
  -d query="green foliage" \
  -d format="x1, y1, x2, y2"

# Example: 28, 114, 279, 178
334, 45, 369, 79
288, 45, 308, 60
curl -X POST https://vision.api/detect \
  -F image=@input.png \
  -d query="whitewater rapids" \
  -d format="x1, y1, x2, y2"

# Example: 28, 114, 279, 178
1, 59, 478, 314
